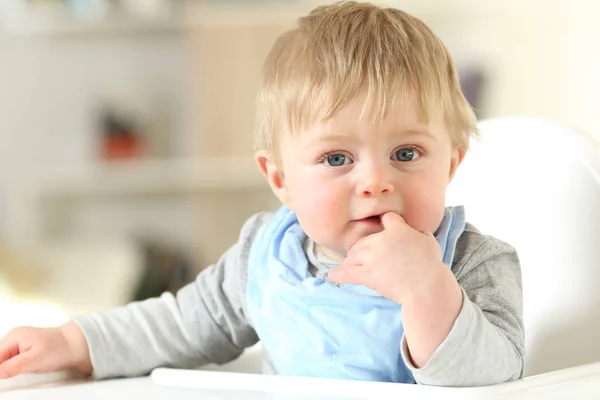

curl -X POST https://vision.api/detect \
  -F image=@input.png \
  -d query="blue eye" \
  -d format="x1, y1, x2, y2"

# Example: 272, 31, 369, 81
392, 148, 420, 162
324, 153, 352, 167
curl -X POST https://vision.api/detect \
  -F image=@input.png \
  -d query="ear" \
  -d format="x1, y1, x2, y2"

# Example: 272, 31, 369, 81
255, 150, 293, 208
448, 148, 466, 182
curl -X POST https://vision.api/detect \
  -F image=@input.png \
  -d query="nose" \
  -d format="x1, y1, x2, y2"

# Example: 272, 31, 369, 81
356, 162, 395, 197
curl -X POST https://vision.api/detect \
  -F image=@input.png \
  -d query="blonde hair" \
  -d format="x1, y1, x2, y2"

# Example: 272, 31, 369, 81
254, 1, 478, 160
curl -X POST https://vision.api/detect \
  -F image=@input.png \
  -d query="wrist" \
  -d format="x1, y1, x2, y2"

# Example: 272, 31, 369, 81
60, 321, 93, 374
400, 265, 463, 367
403, 263, 462, 311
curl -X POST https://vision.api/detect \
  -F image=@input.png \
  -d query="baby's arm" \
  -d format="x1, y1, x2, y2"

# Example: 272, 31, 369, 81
401, 230, 524, 386
74, 255, 252, 378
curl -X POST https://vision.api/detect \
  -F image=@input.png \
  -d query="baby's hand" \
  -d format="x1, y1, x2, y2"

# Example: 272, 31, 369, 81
328, 212, 445, 304
0, 322, 92, 379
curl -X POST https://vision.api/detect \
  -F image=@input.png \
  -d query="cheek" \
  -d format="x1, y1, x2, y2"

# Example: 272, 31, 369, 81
401, 172, 448, 232
292, 179, 345, 220
286, 172, 348, 236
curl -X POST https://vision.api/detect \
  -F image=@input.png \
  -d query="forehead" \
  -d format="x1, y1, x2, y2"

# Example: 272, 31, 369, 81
300, 93, 443, 140
333, 93, 424, 125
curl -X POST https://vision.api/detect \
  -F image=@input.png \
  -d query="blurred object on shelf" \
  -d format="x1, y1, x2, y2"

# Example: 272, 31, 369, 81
132, 239, 192, 301
95, 78, 174, 161
68, 0, 110, 22
119, 0, 172, 19
0, 270, 15, 301
99, 108, 145, 161
0, 244, 46, 296
459, 65, 486, 117
12, 238, 144, 314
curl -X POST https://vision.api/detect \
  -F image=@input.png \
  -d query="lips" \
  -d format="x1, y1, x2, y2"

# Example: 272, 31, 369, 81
363, 215, 381, 222
357, 214, 383, 225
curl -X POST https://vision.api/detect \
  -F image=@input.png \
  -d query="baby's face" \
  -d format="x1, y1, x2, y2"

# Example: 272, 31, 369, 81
278, 95, 463, 260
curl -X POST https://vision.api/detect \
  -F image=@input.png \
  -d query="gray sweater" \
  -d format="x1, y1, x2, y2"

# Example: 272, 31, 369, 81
74, 211, 524, 387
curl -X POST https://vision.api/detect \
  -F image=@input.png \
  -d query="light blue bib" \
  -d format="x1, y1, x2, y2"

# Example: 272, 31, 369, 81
246, 206, 466, 382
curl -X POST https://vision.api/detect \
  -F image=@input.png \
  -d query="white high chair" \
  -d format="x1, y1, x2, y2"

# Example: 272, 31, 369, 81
446, 116, 600, 377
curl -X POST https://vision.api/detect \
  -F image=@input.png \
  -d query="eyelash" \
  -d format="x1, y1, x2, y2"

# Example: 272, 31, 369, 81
317, 145, 426, 163
392, 145, 426, 160
317, 149, 351, 164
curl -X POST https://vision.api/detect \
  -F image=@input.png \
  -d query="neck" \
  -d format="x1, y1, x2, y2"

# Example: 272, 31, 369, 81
318, 245, 346, 262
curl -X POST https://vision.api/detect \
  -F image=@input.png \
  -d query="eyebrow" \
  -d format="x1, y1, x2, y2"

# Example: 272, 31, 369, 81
393, 127, 437, 141
312, 132, 358, 143
299, 132, 357, 152
306, 127, 437, 147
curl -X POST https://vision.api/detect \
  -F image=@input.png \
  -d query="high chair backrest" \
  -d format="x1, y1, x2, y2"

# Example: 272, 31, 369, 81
446, 117, 600, 376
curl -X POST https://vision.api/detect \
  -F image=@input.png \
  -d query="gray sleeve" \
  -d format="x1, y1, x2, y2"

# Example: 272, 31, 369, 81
400, 229, 524, 386
73, 211, 274, 379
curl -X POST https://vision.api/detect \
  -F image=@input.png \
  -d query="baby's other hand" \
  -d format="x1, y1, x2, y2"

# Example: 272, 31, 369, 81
329, 212, 445, 304
0, 322, 92, 379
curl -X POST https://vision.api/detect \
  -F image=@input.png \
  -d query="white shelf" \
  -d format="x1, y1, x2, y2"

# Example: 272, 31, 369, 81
31, 157, 267, 198
2, 157, 271, 250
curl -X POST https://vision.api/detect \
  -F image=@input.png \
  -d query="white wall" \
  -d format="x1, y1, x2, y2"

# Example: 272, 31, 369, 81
450, 1, 597, 142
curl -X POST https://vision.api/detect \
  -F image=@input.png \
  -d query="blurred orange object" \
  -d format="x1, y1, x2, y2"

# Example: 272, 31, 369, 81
101, 133, 143, 160
99, 111, 145, 161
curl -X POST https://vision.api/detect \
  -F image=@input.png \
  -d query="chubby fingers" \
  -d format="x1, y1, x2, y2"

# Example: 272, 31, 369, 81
0, 351, 39, 379
327, 263, 365, 285
0, 335, 39, 379
380, 212, 406, 230
0, 338, 18, 371
0, 329, 44, 379
327, 247, 368, 285
382, 212, 435, 239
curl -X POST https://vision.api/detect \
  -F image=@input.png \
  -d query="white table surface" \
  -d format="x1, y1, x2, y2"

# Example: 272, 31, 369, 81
2, 362, 600, 400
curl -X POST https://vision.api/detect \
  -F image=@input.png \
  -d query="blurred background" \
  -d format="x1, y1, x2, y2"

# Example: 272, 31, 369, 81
0, 0, 598, 334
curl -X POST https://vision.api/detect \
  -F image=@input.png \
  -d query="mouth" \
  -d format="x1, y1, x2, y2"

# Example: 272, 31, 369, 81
357, 214, 383, 226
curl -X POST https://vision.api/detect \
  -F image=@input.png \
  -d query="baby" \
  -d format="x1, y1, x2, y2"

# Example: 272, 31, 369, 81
0, 1, 523, 386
